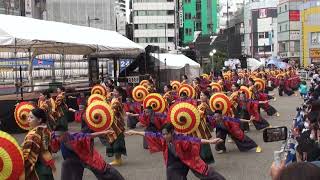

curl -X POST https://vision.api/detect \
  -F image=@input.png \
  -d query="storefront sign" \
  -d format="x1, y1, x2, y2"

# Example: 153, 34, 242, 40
289, 10, 300, 21
311, 58, 320, 63
127, 76, 140, 83
310, 48, 320, 58
290, 31, 300, 40
179, 0, 183, 28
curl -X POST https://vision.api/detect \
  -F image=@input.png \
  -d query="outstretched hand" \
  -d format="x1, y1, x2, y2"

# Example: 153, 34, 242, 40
208, 138, 224, 144
125, 130, 137, 136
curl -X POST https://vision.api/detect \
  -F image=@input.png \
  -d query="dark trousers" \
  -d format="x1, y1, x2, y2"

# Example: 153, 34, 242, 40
61, 158, 125, 180
252, 118, 270, 130
215, 128, 257, 152
166, 166, 226, 180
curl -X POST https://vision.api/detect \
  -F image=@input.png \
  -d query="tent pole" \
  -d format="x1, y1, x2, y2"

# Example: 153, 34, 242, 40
28, 49, 35, 92
51, 54, 56, 82
113, 58, 117, 86
14, 38, 18, 101
19, 66, 23, 101
62, 53, 65, 83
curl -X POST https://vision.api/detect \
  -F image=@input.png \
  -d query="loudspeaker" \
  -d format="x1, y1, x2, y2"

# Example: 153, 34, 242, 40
88, 57, 99, 84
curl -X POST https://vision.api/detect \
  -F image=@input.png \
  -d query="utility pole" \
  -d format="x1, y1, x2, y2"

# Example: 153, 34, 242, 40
226, 0, 230, 59
164, 23, 167, 51
174, 0, 178, 49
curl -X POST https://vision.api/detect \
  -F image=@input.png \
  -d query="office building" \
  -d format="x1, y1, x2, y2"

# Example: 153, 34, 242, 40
182, 0, 218, 44
300, 0, 320, 67
243, 0, 278, 59
45, 0, 116, 31
132, 0, 176, 50
277, 0, 303, 63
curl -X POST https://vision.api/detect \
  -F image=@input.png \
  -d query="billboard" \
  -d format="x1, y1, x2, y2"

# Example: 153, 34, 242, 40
289, 10, 300, 21
179, 0, 183, 28
310, 48, 320, 58
0, 58, 53, 68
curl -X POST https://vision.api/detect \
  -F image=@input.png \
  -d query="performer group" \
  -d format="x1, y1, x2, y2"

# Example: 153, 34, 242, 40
1, 67, 301, 180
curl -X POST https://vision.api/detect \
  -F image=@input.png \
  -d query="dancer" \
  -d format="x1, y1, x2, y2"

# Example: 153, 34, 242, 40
139, 106, 166, 149
210, 110, 261, 153
181, 75, 189, 84
125, 123, 226, 180
189, 91, 215, 164
237, 92, 270, 131
51, 130, 125, 180
251, 86, 279, 117
38, 90, 57, 130
192, 77, 202, 99
55, 86, 69, 131
163, 84, 177, 106
278, 75, 294, 96
22, 108, 56, 180
104, 87, 127, 166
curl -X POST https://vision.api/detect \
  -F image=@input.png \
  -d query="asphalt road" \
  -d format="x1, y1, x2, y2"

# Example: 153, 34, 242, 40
13, 90, 302, 180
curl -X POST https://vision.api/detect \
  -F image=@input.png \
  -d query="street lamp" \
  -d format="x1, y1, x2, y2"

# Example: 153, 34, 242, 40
209, 49, 217, 71
87, 16, 100, 27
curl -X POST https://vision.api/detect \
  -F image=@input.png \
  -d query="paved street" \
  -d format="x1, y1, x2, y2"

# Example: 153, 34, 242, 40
13, 90, 302, 180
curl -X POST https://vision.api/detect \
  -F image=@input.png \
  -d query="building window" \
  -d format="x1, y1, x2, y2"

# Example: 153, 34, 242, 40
294, 41, 300, 51
185, 0, 191, 3
167, 24, 174, 28
259, 32, 265, 38
185, 13, 192, 20
185, 28, 192, 36
168, 37, 174, 42
285, 5, 287, 11
265, 32, 269, 38
196, 2, 201, 11
272, 30, 274, 37
167, 10, 174, 15
196, 22, 201, 31
280, 25, 282, 32
311, 32, 320, 45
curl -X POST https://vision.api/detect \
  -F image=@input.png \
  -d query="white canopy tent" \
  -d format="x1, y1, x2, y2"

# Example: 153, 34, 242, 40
0, 14, 144, 88
150, 53, 200, 70
246, 58, 265, 71
150, 53, 200, 80
0, 14, 144, 57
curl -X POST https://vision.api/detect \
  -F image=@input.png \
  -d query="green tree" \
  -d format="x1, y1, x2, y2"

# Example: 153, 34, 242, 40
212, 51, 227, 72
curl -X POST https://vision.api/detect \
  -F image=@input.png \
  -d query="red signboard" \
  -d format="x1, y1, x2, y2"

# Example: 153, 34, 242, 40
289, 10, 300, 21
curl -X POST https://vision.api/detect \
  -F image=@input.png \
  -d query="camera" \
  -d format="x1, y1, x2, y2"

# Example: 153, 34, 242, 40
263, 127, 297, 166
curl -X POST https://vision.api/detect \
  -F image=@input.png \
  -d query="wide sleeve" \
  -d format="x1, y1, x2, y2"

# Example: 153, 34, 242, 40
40, 129, 55, 168
226, 121, 244, 141
50, 132, 61, 153
145, 132, 165, 153
55, 93, 65, 106
249, 102, 260, 121
139, 113, 149, 127
22, 133, 41, 178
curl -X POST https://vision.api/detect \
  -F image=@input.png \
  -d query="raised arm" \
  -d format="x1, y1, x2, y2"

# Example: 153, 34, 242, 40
89, 130, 115, 138
201, 138, 224, 144
125, 130, 146, 136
